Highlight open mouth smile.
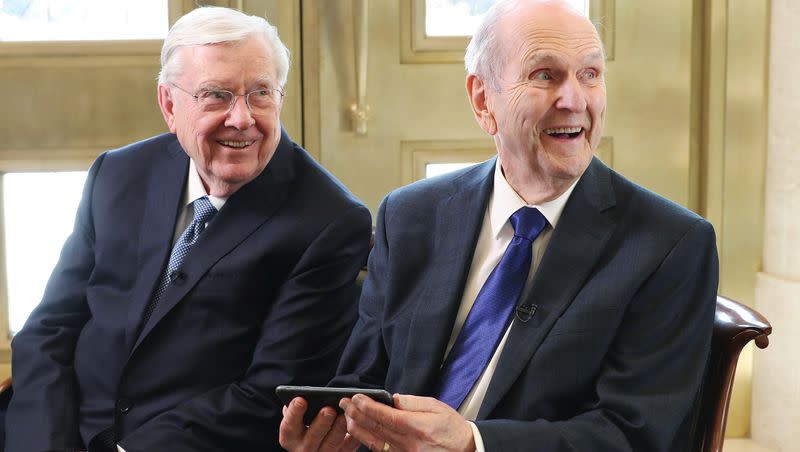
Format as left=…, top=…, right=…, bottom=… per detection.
left=218, top=140, right=255, bottom=149
left=543, top=127, right=584, bottom=139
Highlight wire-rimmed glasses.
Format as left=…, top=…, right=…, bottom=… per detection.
left=169, top=83, right=285, bottom=116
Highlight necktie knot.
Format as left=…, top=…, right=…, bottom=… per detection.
left=509, top=207, right=547, bottom=242
left=192, top=196, right=217, bottom=227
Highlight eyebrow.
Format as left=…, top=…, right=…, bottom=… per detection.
left=528, top=50, right=605, bottom=67
left=582, top=50, right=605, bottom=65
left=254, top=75, right=277, bottom=87
left=196, top=76, right=277, bottom=91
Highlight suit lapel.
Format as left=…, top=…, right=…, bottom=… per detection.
left=400, top=159, right=495, bottom=395
left=128, top=130, right=296, bottom=355
left=477, top=158, right=618, bottom=418
left=124, top=139, right=188, bottom=351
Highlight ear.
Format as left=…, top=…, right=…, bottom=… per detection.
left=157, top=84, right=178, bottom=133
left=466, top=74, right=497, bottom=135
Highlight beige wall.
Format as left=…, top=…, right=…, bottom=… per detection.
left=700, top=0, right=770, bottom=437
left=751, top=0, right=800, bottom=450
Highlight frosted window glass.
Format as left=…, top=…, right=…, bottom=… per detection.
left=426, top=162, right=477, bottom=179
left=4, top=171, right=87, bottom=334
left=0, top=0, right=168, bottom=41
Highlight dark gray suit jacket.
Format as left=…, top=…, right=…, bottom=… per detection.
left=6, top=131, right=372, bottom=451
left=333, top=157, right=718, bottom=451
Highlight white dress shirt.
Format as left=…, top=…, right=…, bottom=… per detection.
left=453, top=160, right=578, bottom=451
left=172, top=159, right=228, bottom=242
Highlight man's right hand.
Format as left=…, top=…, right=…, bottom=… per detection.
left=279, top=397, right=360, bottom=452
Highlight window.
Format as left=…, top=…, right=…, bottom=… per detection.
left=425, top=0, right=589, bottom=37
left=3, top=171, right=87, bottom=334
left=426, top=162, right=477, bottom=178
left=402, top=140, right=496, bottom=184
left=0, top=0, right=168, bottom=41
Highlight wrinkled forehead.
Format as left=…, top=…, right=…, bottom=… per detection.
left=498, top=2, right=604, bottom=64
left=174, top=38, right=279, bottom=83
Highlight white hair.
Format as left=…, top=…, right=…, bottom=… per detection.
left=464, top=0, right=519, bottom=90
left=158, top=6, right=291, bottom=87
left=464, top=0, right=603, bottom=89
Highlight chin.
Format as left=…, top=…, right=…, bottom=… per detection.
left=550, top=155, right=592, bottom=180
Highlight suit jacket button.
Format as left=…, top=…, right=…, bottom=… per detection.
left=169, top=270, right=186, bottom=285
left=117, top=398, right=132, bottom=414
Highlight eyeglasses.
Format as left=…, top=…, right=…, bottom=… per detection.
left=169, top=83, right=285, bottom=116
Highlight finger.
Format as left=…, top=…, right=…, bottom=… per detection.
left=340, top=397, right=386, bottom=451
left=350, top=394, right=402, bottom=432
left=342, top=395, right=408, bottom=450
left=304, top=406, right=339, bottom=446
left=279, top=397, right=310, bottom=449
left=392, top=393, right=451, bottom=414
left=318, top=413, right=348, bottom=452
left=339, top=433, right=361, bottom=452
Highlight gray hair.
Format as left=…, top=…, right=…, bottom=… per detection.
left=158, top=6, right=291, bottom=88
left=465, top=0, right=603, bottom=89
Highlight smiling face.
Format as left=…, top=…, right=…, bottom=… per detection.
left=157, top=35, right=283, bottom=197
left=468, top=1, right=606, bottom=203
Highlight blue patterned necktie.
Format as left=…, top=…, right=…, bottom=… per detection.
left=433, top=206, right=548, bottom=410
left=141, top=196, right=217, bottom=328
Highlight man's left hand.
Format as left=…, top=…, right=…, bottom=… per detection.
left=339, top=393, right=475, bottom=452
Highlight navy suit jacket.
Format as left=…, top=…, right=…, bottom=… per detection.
left=6, top=131, right=372, bottom=451
left=332, top=157, right=718, bottom=451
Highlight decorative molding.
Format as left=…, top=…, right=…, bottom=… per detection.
left=0, top=40, right=162, bottom=58
left=0, top=176, right=8, bottom=354
left=0, top=55, right=160, bottom=69
left=0, top=41, right=161, bottom=69
left=0, top=148, right=102, bottom=172
left=350, top=0, right=371, bottom=134
left=400, top=0, right=468, bottom=64
left=301, top=0, right=322, bottom=157
left=590, top=0, right=616, bottom=61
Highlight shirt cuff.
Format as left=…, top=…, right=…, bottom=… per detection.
left=468, top=421, right=486, bottom=452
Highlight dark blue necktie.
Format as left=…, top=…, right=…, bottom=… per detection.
left=141, top=196, right=217, bottom=328
left=433, top=206, right=547, bottom=410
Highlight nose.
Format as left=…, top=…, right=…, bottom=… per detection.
left=224, top=95, right=255, bottom=130
left=554, top=76, right=587, bottom=112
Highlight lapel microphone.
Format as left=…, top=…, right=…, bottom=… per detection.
left=516, top=303, right=538, bottom=322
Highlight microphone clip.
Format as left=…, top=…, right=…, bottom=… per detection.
left=515, top=303, right=538, bottom=322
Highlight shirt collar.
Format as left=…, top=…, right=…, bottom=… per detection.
left=185, top=159, right=228, bottom=211
left=489, top=157, right=579, bottom=238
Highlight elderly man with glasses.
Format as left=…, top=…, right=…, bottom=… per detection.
left=4, top=6, right=371, bottom=452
